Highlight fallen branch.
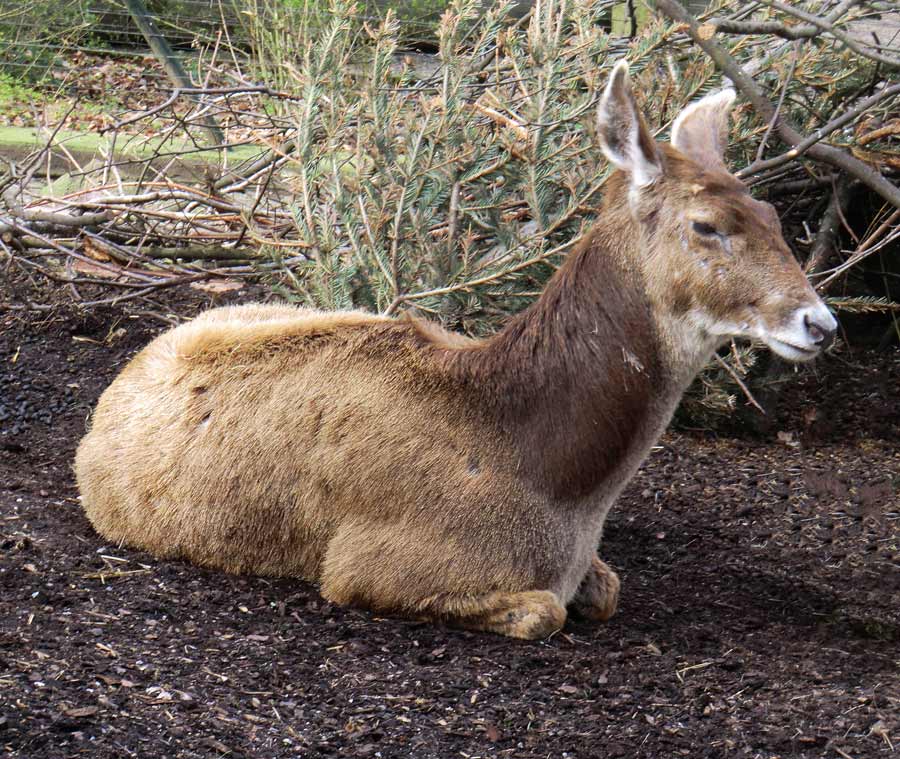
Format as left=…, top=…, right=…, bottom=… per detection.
left=91, top=239, right=258, bottom=262
left=738, top=84, right=900, bottom=179
left=2, top=206, right=112, bottom=229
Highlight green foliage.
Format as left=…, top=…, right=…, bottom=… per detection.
left=0, top=72, right=39, bottom=104
left=273, top=0, right=647, bottom=334
left=269, top=0, right=794, bottom=340
left=0, top=0, right=94, bottom=83
left=230, top=0, right=460, bottom=93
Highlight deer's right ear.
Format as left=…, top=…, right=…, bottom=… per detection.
left=597, top=61, right=661, bottom=189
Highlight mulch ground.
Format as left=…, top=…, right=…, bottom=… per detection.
left=1, top=271, right=898, bottom=759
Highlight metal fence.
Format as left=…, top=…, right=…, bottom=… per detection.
left=0, top=0, right=452, bottom=88
left=0, top=0, right=253, bottom=85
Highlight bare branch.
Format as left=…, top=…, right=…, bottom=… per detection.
left=737, top=83, right=900, bottom=178
left=814, top=208, right=900, bottom=290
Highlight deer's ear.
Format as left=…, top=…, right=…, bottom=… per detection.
left=596, top=61, right=661, bottom=189
left=671, top=89, right=736, bottom=169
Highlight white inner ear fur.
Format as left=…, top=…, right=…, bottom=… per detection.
left=623, top=121, right=660, bottom=189
left=597, top=61, right=661, bottom=190
left=670, top=88, right=737, bottom=162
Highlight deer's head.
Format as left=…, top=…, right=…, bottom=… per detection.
left=597, top=62, right=836, bottom=363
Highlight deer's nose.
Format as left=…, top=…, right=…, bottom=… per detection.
left=802, top=308, right=837, bottom=350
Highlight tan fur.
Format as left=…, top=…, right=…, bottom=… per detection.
left=75, top=69, right=833, bottom=639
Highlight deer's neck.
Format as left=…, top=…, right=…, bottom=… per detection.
left=453, top=214, right=711, bottom=501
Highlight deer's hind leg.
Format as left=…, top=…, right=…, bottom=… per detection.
left=319, top=524, right=566, bottom=639
left=421, top=589, right=567, bottom=640
left=569, top=556, right=620, bottom=622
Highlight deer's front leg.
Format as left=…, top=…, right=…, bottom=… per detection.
left=569, top=556, right=620, bottom=622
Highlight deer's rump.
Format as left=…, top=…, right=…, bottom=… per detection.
left=75, top=306, right=360, bottom=576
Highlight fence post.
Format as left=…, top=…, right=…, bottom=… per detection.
left=612, top=0, right=655, bottom=36
left=123, top=0, right=226, bottom=149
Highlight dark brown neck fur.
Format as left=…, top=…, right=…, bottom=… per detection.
left=431, top=194, right=675, bottom=500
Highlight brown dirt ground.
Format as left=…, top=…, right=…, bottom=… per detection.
left=1, top=270, right=898, bottom=759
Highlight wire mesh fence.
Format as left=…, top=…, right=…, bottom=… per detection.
left=0, top=0, right=229, bottom=86
left=0, top=0, right=454, bottom=88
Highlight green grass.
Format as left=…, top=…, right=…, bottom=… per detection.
left=0, top=125, right=262, bottom=159
left=0, top=124, right=272, bottom=198
left=0, top=73, right=42, bottom=107
left=0, top=124, right=267, bottom=186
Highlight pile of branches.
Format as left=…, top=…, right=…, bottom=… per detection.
left=0, top=80, right=307, bottom=307
left=2, top=0, right=898, bottom=412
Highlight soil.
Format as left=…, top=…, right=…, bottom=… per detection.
left=1, top=270, right=898, bottom=759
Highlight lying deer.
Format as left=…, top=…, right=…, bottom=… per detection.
left=75, top=63, right=836, bottom=639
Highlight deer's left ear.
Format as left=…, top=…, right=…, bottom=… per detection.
left=670, top=89, right=736, bottom=169
left=597, top=61, right=662, bottom=189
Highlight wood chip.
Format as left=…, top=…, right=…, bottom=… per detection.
left=63, top=706, right=99, bottom=718
left=201, top=736, right=231, bottom=754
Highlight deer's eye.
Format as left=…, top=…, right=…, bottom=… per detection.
left=692, top=221, right=720, bottom=237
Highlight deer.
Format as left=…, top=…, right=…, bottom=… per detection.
left=75, top=63, right=837, bottom=639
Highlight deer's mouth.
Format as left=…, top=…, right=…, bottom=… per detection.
left=764, top=336, right=820, bottom=362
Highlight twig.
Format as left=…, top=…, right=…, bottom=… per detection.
left=814, top=208, right=900, bottom=290
left=858, top=120, right=900, bottom=146
left=7, top=101, right=80, bottom=207
left=83, top=569, right=151, bottom=580
left=714, top=353, right=765, bottom=415
left=709, top=0, right=859, bottom=40
left=755, top=40, right=800, bottom=163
